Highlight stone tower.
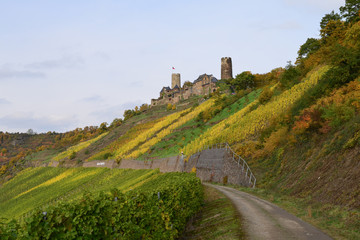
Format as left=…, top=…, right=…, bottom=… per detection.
left=221, top=57, right=233, bottom=79
left=171, top=73, right=181, bottom=89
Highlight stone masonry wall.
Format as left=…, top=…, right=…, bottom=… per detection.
left=221, top=57, right=233, bottom=80
left=171, top=73, right=181, bottom=89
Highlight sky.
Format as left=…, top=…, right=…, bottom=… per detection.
left=0, top=0, right=345, bottom=133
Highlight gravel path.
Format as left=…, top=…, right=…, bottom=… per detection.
left=206, top=184, right=332, bottom=240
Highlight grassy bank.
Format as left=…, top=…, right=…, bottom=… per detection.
left=180, top=185, right=246, bottom=239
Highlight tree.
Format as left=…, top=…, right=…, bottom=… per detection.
left=183, top=81, right=193, bottom=88
left=297, top=38, right=321, bottom=59
left=232, top=71, right=255, bottom=91
left=320, top=19, right=345, bottom=41
left=69, top=151, right=76, bottom=160
left=258, top=88, right=274, bottom=104
left=320, top=11, right=341, bottom=30
left=124, top=109, right=135, bottom=121
left=167, top=103, right=173, bottom=111
left=26, top=129, right=35, bottom=135
left=100, top=122, right=108, bottom=131
left=139, top=104, right=149, bottom=112
left=110, top=118, right=123, bottom=128
left=134, top=106, right=140, bottom=113
left=279, top=61, right=301, bottom=89
left=340, top=0, right=360, bottom=23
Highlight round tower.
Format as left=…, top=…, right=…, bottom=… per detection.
left=171, top=73, right=181, bottom=89
left=221, top=57, right=233, bottom=79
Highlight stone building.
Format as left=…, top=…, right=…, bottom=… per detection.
left=171, top=73, right=181, bottom=89
left=151, top=57, right=232, bottom=107
left=151, top=73, right=218, bottom=107
left=221, top=57, right=233, bottom=80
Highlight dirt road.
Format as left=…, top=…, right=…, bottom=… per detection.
left=207, top=184, right=332, bottom=240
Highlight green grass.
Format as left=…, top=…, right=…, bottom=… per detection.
left=25, top=149, right=62, bottom=163
left=0, top=167, right=160, bottom=221
left=180, top=185, right=246, bottom=239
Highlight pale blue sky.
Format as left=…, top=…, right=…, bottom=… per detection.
left=0, top=0, right=344, bottom=133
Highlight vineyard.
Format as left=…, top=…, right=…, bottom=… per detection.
left=52, top=132, right=109, bottom=161
left=0, top=167, right=162, bottom=220
left=87, top=118, right=163, bottom=161
left=123, top=99, right=216, bottom=159
left=140, top=89, right=262, bottom=159
left=0, top=170, right=202, bottom=239
left=182, top=66, right=330, bottom=156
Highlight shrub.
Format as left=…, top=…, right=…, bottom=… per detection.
left=279, top=62, right=301, bottom=89
left=322, top=104, right=355, bottom=127
left=69, top=151, right=76, bottom=160
left=259, top=88, right=273, bottom=104
left=232, top=71, right=255, bottom=91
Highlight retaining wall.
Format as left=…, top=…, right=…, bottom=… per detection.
left=68, top=148, right=251, bottom=187
left=82, top=156, right=183, bottom=173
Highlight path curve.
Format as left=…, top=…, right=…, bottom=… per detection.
left=206, top=184, right=332, bottom=240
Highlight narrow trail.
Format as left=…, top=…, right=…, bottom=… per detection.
left=206, top=184, right=332, bottom=240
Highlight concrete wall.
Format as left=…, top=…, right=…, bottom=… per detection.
left=77, top=148, right=252, bottom=187
left=83, top=160, right=117, bottom=169
left=82, top=156, right=183, bottom=173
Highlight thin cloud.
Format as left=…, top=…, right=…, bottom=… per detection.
left=90, top=100, right=143, bottom=120
left=81, top=95, right=104, bottom=103
left=0, top=98, right=11, bottom=104
left=283, top=0, right=343, bottom=12
left=25, top=55, right=85, bottom=70
left=276, top=21, right=302, bottom=30
left=253, top=20, right=302, bottom=32
left=0, top=112, right=77, bottom=133
left=0, top=68, right=45, bottom=80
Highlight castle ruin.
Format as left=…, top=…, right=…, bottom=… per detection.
left=171, top=73, right=181, bottom=89
left=221, top=57, right=233, bottom=80
left=151, top=57, right=233, bottom=107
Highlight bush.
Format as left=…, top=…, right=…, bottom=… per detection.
left=259, top=88, right=273, bottom=104
left=322, top=104, right=355, bottom=127
left=290, top=66, right=352, bottom=119
left=232, top=71, right=255, bottom=91
left=69, top=151, right=76, bottom=160
left=280, top=62, right=301, bottom=89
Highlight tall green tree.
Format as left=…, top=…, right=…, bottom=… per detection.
left=340, top=0, right=360, bottom=23
left=320, top=11, right=341, bottom=30
left=297, top=38, right=321, bottom=59
left=232, top=71, right=255, bottom=91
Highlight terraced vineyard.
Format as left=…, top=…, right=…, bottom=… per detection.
left=0, top=167, right=161, bottom=220
left=51, top=132, right=109, bottom=162
left=183, top=66, right=330, bottom=156
left=0, top=168, right=202, bottom=239
left=140, top=89, right=262, bottom=159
